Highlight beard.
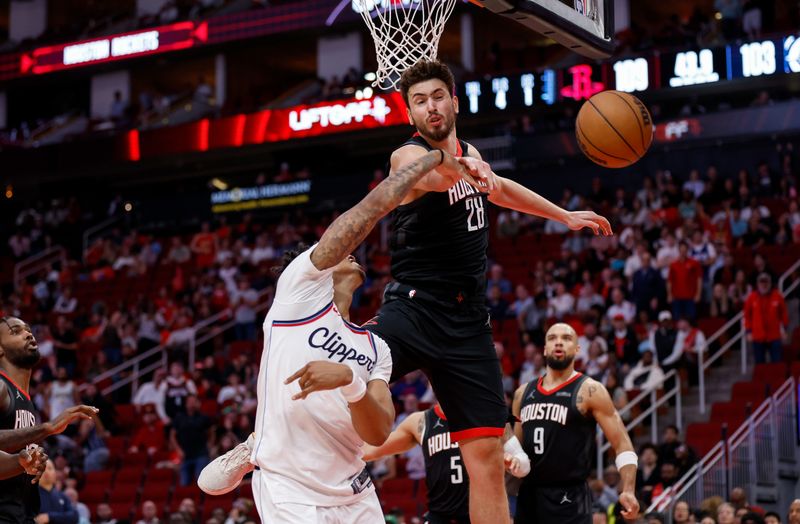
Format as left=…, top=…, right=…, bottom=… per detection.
left=545, top=353, right=574, bottom=371
left=7, top=345, right=41, bottom=369
left=414, top=112, right=455, bottom=142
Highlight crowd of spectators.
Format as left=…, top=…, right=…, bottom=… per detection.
left=2, top=139, right=799, bottom=522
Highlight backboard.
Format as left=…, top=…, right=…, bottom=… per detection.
left=474, top=0, right=614, bottom=59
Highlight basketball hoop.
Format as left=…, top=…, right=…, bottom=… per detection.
left=356, top=0, right=458, bottom=91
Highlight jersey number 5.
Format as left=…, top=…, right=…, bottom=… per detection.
left=450, top=456, right=464, bottom=484
left=466, top=197, right=485, bottom=232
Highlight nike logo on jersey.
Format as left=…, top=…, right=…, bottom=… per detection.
left=308, top=327, right=375, bottom=372
left=520, top=403, right=568, bottom=425
left=560, top=493, right=572, bottom=505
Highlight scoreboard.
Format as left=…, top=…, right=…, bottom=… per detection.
left=460, top=34, right=800, bottom=116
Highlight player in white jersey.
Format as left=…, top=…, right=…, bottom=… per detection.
left=208, top=149, right=489, bottom=524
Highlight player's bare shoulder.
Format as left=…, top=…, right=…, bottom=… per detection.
left=512, top=382, right=527, bottom=415
left=575, top=376, right=610, bottom=417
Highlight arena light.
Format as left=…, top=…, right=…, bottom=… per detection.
left=210, top=178, right=229, bottom=190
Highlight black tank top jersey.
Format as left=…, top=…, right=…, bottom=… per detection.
left=422, top=406, right=469, bottom=517
left=388, top=135, right=489, bottom=302
left=518, top=373, right=596, bottom=487
left=0, top=371, right=40, bottom=524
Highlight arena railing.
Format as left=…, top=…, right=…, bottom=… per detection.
left=595, top=259, right=800, bottom=477
left=13, top=245, right=67, bottom=291
left=92, top=286, right=273, bottom=396
left=647, top=377, right=798, bottom=522
left=595, top=369, right=683, bottom=479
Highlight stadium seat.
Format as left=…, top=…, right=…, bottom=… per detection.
left=752, top=363, right=789, bottom=391
left=686, top=422, right=724, bottom=456
left=85, top=469, right=114, bottom=487
left=115, top=466, right=146, bottom=485
left=108, top=502, right=134, bottom=520
left=108, top=482, right=140, bottom=504
left=146, top=468, right=175, bottom=484
left=79, top=484, right=108, bottom=504
left=792, top=361, right=800, bottom=380
left=731, top=381, right=768, bottom=406
left=115, top=404, right=138, bottom=431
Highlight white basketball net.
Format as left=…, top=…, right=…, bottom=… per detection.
left=355, top=0, right=458, bottom=91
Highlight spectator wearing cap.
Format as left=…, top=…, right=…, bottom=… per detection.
left=650, top=311, right=678, bottom=367
left=744, top=273, right=789, bottom=364
left=667, top=242, right=702, bottom=321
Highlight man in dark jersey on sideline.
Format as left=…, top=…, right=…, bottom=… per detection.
left=362, top=404, right=530, bottom=524
left=363, top=60, right=612, bottom=524
left=0, top=316, right=98, bottom=524
left=512, top=323, right=639, bottom=523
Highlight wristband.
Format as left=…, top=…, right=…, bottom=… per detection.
left=503, top=436, right=531, bottom=478
left=615, top=451, right=638, bottom=470
left=340, top=375, right=367, bottom=403
left=438, top=149, right=445, bottom=166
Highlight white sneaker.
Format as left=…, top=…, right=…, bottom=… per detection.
left=198, top=433, right=256, bottom=496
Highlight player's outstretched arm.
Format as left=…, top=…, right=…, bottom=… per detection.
left=362, top=411, right=424, bottom=461
left=577, top=379, right=639, bottom=520
left=311, top=149, right=481, bottom=271
left=0, top=405, right=99, bottom=453
left=461, top=144, right=612, bottom=235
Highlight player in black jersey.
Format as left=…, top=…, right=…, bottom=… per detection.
left=362, top=405, right=530, bottom=524
left=363, top=60, right=611, bottom=524
left=511, top=323, right=639, bottom=524
left=0, top=316, right=98, bottom=524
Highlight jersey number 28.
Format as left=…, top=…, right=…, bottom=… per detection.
left=466, top=197, right=485, bottom=232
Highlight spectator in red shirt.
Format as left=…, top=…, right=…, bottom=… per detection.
left=190, top=222, right=217, bottom=268
left=667, top=242, right=702, bottom=321
left=744, top=273, right=789, bottom=364
left=129, top=404, right=166, bottom=456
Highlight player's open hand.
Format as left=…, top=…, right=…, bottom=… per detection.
left=457, top=156, right=498, bottom=192
left=618, top=490, right=640, bottom=521
left=564, top=210, right=613, bottom=236
left=19, top=446, right=48, bottom=483
left=46, top=405, right=99, bottom=436
left=503, top=453, right=524, bottom=477
left=437, top=151, right=484, bottom=192
left=285, top=361, right=354, bottom=400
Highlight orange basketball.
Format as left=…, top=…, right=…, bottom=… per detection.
left=575, top=90, right=654, bottom=169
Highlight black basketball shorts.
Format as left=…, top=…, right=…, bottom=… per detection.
left=364, top=290, right=507, bottom=441
left=514, top=483, right=593, bottom=524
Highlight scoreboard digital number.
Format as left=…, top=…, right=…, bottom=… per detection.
left=462, top=70, right=556, bottom=115
left=662, top=48, right=725, bottom=87
left=727, top=39, right=781, bottom=78
left=612, top=57, right=651, bottom=93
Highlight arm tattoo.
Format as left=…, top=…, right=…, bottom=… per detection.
left=417, top=414, right=425, bottom=439
left=311, top=150, right=443, bottom=270
left=588, top=385, right=597, bottom=397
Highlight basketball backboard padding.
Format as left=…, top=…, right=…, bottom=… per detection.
left=474, top=0, right=614, bottom=59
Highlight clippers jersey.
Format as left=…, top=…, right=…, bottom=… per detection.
left=389, top=135, right=489, bottom=302
left=421, top=406, right=469, bottom=518
left=0, top=371, right=40, bottom=524
left=518, top=373, right=595, bottom=487
left=251, top=246, right=393, bottom=507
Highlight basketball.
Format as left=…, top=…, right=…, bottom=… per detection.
left=575, top=90, right=654, bottom=168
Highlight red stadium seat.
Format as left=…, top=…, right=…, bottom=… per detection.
left=731, top=381, right=768, bottom=407
left=752, top=363, right=788, bottom=391
left=79, top=485, right=108, bottom=504
left=686, top=422, right=724, bottom=456
left=108, top=502, right=134, bottom=520
left=792, top=361, right=800, bottom=380
left=115, top=466, right=145, bottom=485
left=120, top=451, right=149, bottom=469
left=115, top=405, right=138, bottom=430
left=85, top=470, right=114, bottom=487
left=146, top=468, right=175, bottom=484
left=108, top=482, right=140, bottom=503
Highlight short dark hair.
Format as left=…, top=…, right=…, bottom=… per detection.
left=764, top=511, right=780, bottom=522
left=399, top=60, right=455, bottom=107
left=272, top=243, right=311, bottom=277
